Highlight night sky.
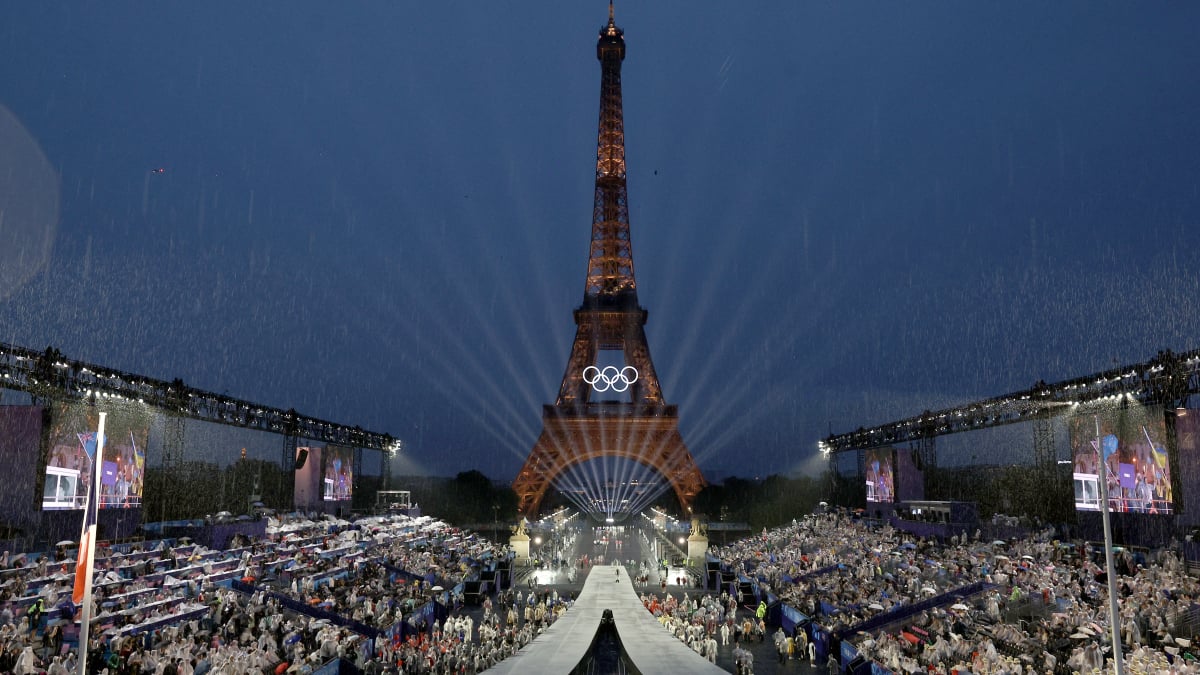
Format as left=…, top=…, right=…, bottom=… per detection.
left=2, top=3, right=1199, bottom=482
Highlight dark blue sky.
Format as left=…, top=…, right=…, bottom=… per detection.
left=2, top=2, right=1199, bottom=481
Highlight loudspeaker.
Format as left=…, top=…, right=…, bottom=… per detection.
left=294, top=447, right=309, bottom=470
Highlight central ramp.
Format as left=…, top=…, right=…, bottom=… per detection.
left=488, top=565, right=725, bottom=674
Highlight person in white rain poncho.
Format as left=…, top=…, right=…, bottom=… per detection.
left=13, top=646, right=38, bottom=675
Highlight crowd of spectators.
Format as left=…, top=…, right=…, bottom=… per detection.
left=0, top=513, right=544, bottom=675
left=7, top=505, right=1200, bottom=674
left=371, top=587, right=569, bottom=674
left=641, top=590, right=752, bottom=665
left=710, top=510, right=1200, bottom=674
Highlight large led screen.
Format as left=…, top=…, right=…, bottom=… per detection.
left=864, top=447, right=895, bottom=503
left=0, top=406, right=42, bottom=514
left=43, top=402, right=149, bottom=510
left=323, top=445, right=353, bottom=502
left=1070, top=405, right=1172, bottom=514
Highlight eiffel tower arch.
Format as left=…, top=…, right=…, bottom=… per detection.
left=514, top=6, right=705, bottom=519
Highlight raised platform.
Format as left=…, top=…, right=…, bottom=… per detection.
left=488, top=564, right=725, bottom=674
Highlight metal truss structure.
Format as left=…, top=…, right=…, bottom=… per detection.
left=822, top=348, right=1200, bottom=454
left=514, top=7, right=705, bottom=518
left=0, top=341, right=400, bottom=453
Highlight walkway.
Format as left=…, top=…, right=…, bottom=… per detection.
left=489, top=563, right=726, bottom=674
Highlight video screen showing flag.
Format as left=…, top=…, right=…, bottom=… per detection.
left=1070, top=405, right=1172, bottom=514
left=864, top=448, right=895, bottom=503
left=43, top=401, right=149, bottom=510
left=323, top=445, right=353, bottom=502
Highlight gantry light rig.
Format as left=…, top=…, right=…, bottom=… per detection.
left=821, top=348, right=1200, bottom=455
left=0, top=341, right=402, bottom=455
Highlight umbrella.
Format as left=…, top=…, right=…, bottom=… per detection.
left=1021, top=555, right=1035, bottom=560
left=951, top=603, right=969, bottom=611
left=868, top=603, right=884, bottom=611
left=431, top=585, right=444, bottom=592
left=55, top=540, right=75, bottom=547
left=992, top=540, right=1007, bottom=546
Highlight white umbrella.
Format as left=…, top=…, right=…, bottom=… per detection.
left=431, top=585, right=444, bottom=592
left=951, top=603, right=969, bottom=611
left=55, top=540, right=75, bottom=547
left=868, top=603, right=883, bottom=611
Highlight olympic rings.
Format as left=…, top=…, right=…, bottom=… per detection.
left=582, top=365, right=639, bottom=393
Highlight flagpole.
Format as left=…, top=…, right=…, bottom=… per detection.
left=1095, top=414, right=1126, bottom=675
left=76, top=411, right=105, bottom=675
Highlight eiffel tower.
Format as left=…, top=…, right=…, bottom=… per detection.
left=513, top=5, right=705, bottom=518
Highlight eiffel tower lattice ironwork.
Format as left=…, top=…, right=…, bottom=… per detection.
left=513, top=6, right=705, bottom=518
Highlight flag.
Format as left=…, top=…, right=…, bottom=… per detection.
left=1101, top=434, right=1119, bottom=461
left=132, top=430, right=144, bottom=472
left=73, top=429, right=103, bottom=604
left=77, top=432, right=97, bottom=461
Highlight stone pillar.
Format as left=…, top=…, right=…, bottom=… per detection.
left=510, top=532, right=531, bottom=565
left=687, top=531, right=708, bottom=563
left=687, top=517, right=708, bottom=564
